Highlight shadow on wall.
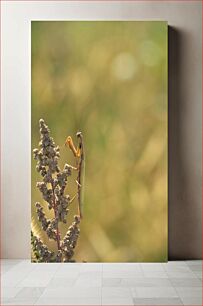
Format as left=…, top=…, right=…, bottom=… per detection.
left=168, top=26, right=202, bottom=260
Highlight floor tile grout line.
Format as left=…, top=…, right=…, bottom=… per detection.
left=33, top=263, right=61, bottom=305
left=2, top=260, right=31, bottom=278
left=187, top=261, right=203, bottom=280
left=164, top=261, right=202, bottom=305
left=130, top=286, right=137, bottom=305
left=163, top=261, right=200, bottom=277
left=166, top=273, right=184, bottom=305
left=101, top=263, right=103, bottom=305
left=2, top=261, right=38, bottom=290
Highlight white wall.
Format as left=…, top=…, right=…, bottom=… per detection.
left=1, top=1, right=202, bottom=259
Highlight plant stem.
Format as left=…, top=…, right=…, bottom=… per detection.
left=51, top=181, right=61, bottom=250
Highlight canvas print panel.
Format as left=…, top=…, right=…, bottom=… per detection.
left=31, top=21, right=168, bottom=262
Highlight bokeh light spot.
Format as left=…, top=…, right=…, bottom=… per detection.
left=111, top=52, right=138, bottom=81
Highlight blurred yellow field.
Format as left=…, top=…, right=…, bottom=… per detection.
left=31, top=21, right=167, bottom=262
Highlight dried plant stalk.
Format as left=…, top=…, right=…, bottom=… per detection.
left=31, top=119, right=81, bottom=262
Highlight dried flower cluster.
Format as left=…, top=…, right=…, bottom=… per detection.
left=31, top=230, right=54, bottom=262
left=61, top=215, right=80, bottom=262
left=31, top=119, right=81, bottom=262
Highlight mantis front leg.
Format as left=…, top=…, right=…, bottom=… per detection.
left=65, top=136, right=81, bottom=160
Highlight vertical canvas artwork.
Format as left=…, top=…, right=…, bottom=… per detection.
left=31, top=21, right=168, bottom=262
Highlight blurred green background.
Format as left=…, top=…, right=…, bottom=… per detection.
left=31, top=21, right=167, bottom=262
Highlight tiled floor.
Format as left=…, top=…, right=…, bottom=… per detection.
left=1, top=260, right=202, bottom=305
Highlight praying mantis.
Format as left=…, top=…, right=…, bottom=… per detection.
left=65, top=132, right=85, bottom=219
